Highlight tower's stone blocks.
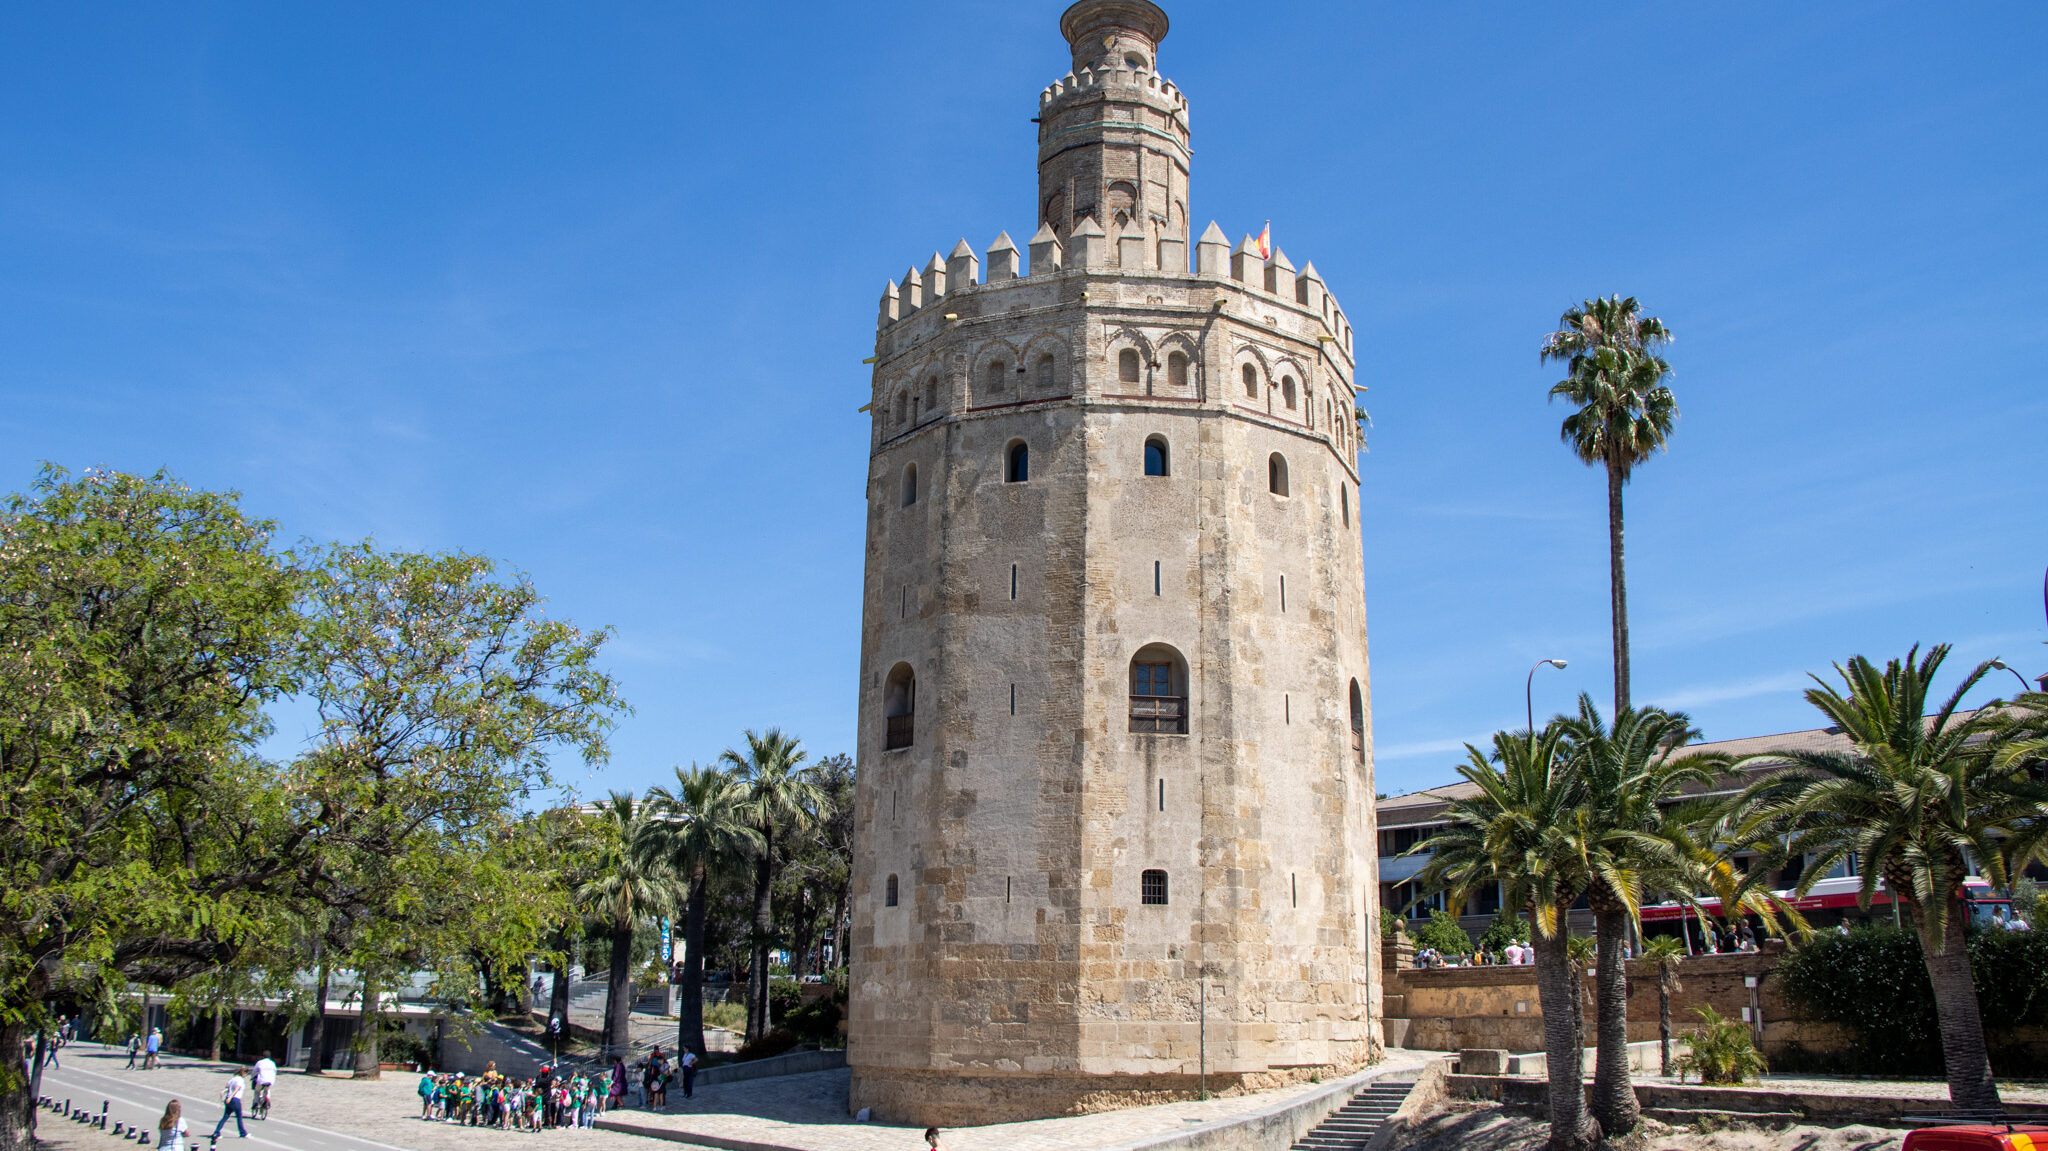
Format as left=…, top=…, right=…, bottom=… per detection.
left=849, top=0, right=1380, bottom=1126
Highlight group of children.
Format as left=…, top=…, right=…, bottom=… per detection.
left=417, top=1063, right=611, bottom=1130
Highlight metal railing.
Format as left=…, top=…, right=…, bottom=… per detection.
left=1129, top=695, right=1188, bottom=734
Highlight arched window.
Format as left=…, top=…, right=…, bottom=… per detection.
left=1118, top=349, right=1141, bottom=385
left=1129, top=643, right=1188, bottom=734
left=1349, top=679, right=1366, bottom=765
left=1036, top=353, right=1056, bottom=391
left=1282, top=375, right=1297, bottom=411
left=986, top=359, right=1007, bottom=395
left=1005, top=441, right=1029, bottom=483
left=884, top=663, right=915, bottom=750
left=885, top=874, right=899, bottom=907
left=901, top=463, right=918, bottom=507
left=923, top=376, right=939, bottom=415
left=1144, top=436, right=1169, bottom=477
left=1268, top=453, right=1289, bottom=497
left=1166, top=351, right=1188, bottom=389
left=1340, top=484, right=1350, bottom=526
left=1242, top=363, right=1259, bottom=399
left=1141, top=869, right=1169, bottom=906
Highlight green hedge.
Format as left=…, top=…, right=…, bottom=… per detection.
left=1776, top=926, right=2048, bottom=1076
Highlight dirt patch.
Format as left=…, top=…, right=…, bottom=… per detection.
left=1387, top=1101, right=1908, bottom=1151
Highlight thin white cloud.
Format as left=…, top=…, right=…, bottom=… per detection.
left=1375, top=734, right=1489, bottom=760
left=1648, top=672, right=1810, bottom=711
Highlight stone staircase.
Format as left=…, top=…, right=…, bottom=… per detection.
left=1290, top=1077, right=1416, bottom=1151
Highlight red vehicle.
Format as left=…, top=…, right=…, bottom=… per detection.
left=1639, top=875, right=2013, bottom=941
left=1902, top=1123, right=2048, bottom=1150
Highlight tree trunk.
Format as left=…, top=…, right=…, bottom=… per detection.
left=1, top=1017, right=34, bottom=1151
left=548, top=931, right=573, bottom=1031
left=306, top=961, right=331, bottom=1074
left=1531, top=923, right=1600, bottom=1150
left=210, top=1002, right=225, bottom=1063
left=604, top=915, right=635, bottom=1056
left=354, top=971, right=381, bottom=1080
left=749, top=829, right=775, bottom=1043
left=1591, top=908, right=1638, bottom=1135
left=1658, top=982, right=1672, bottom=1075
left=1919, top=896, right=2001, bottom=1110
left=788, top=885, right=817, bottom=985
left=1606, top=454, right=1630, bottom=717
left=678, top=867, right=709, bottom=1056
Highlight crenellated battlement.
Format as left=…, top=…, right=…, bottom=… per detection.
left=874, top=224, right=1356, bottom=362
left=1039, top=66, right=1188, bottom=112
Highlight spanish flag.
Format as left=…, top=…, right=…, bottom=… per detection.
left=1255, top=221, right=1271, bottom=260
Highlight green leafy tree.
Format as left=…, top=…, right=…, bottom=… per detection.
left=578, top=792, right=676, bottom=1055
left=0, top=468, right=298, bottom=1149
left=1640, top=935, right=1686, bottom=1075
left=1540, top=296, right=1676, bottom=717
left=722, top=729, right=824, bottom=1043
left=1412, top=911, right=1473, bottom=958
left=1410, top=725, right=1601, bottom=1150
left=646, top=765, right=761, bottom=1055
left=1734, top=645, right=2036, bottom=1109
left=285, top=543, right=621, bottom=1076
left=1475, top=912, right=1529, bottom=954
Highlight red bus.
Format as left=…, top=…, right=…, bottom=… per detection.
left=1639, top=874, right=2014, bottom=943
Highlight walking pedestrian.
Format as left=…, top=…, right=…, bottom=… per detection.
left=144, top=1027, right=162, bottom=1069
left=125, top=1033, right=140, bottom=1069
left=158, top=1100, right=188, bottom=1151
left=680, top=1049, right=697, bottom=1099
left=212, top=1066, right=250, bottom=1140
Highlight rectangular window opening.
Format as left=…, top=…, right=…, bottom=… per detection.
left=1285, top=694, right=1290, bottom=724
left=1153, top=560, right=1161, bottom=596
left=1006, top=876, right=1012, bottom=903
left=1011, top=563, right=1018, bottom=600
left=1157, top=778, right=1164, bottom=811
left=1292, top=873, right=1298, bottom=908
left=1280, top=575, right=1287, bottom=612
left=1010, top=683, right=1016, bottom=716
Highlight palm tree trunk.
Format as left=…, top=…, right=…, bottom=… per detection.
left=1919, top=897, right=2000, bottom=1110
left=1606, top=454, right=1630, bottom=717
left=677, top=867, right=709, bottom=1056
left=548, top=929, right=573, bottom=1030
left=1532, top=924, right=1600, bottom=1150
left=1658, top=981, right=1672, bottom=1075
left=605, top=915, right=635, bottom=1056
left=749, top=830, right=775, bottom=1043
left=1591, top=909, right=1638, bottom=1135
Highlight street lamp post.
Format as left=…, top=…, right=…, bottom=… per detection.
left=1527, top=658, right=1568, bottom=736
left=1989, top=658, right=2033, bottom=697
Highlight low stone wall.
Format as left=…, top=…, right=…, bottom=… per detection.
left=1447, top=1074, right=2048, bottom=1127
left=696, top=1048, right=845, bottom=1087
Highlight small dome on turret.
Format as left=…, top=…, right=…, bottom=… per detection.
left=1059, top=0, right=1169, bottom=75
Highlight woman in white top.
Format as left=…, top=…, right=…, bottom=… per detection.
left=159, top=1099, right=188, bottom=1151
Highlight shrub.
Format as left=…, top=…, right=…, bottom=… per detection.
left=378, top=1029, right=434, bottom=1069
left=733, top=1028, right=799, bottom=1063
left=1413, top=910, right=1474, bottom=958
left=782, top=997, right=842, bottom=1045
left=1476, top=912, right=1530, bottom=953
left=1379, top=907, right=1402, bottom=938
left=701, top=1001, right=745, bottom=1032
left=1671, top=1006, right=1767, bottom=1085
left=1776, top=924, right=2048, bottom=1076
left=768, top=976, right=803, bottom=1020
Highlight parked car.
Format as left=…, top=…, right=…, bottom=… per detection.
left=1903, top=1123, right=2048, bottom=1150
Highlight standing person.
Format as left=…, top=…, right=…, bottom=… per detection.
left=251, top=1050, right=276, bottom=1118
left=534, top=1064, right=554, bottom=1128
left=647, top=1047, right=667, bottom=1109
left=924, top=1126, right=947, bottom=1151
left=158, top=1100, right=188, bottom=1151
left=609, top=1056, right=627, bottom=1112
left=125, top=1032, right=140, bottom=1069
left=144, top=1027, right=162, bottom=1069
left=417, top=1070, right=436, bottom=1120
left=212, top=1066, right=250, bottom=1140
left=679, top=1049, right=698, bottom=1100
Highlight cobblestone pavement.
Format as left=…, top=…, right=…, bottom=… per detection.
left=597, top=1051, right=1433, bottom=1151
left=37, top=1044, right=652, bottom=1151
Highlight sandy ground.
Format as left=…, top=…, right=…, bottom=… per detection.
left=1390, top=1102, right=1919, bottom=1151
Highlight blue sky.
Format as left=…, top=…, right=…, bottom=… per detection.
left=2, top=2, right=2043, bottom=801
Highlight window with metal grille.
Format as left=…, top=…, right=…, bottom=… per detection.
left=1141, top=869, right=1168, bottom=906
left=1129, top=654, right=1187, bottom=734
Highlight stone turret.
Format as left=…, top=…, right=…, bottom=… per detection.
left=851, top=0, right=1377, bottom=1128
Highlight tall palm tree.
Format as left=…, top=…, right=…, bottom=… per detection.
left=1411, top=725, right=1601, bottom=1151
left=577, top=791, right=677, bottom=1056
left=1557, top=696, right=1713, bottom=1136
left=721, top=728, right=824, bottom=1043
left=1540, top=296, right=1677, bottom=717
left=1639, top=935, right=1686, bottom=1075
left=1734, top=645, right=2035, bottom=1110
left=646, top=764, right=762, bottom=1056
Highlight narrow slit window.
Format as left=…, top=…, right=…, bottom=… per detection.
left=1141, top=869, right=1169, bottom=906
left=1341, top=485, right=1350, bottom=527
left=1010, top=683, right=1016, bottom=715
left=901, top=463, right=918, bottom=507
left=1006, top=877, right=1012, bottom=903
left=1285, top=694, right=1290, bottom=724
left=1280, top=574, right=1286, bottom=611
left=1153, top=560, right=1161, bottom=596
left=1011, top=563, right=1018, bottom=600
left=1292, top=874, right=1299, bottom=908
left=885, top=874, right=899, bottom=907
left=1158, top=778, right=1164, bottom=811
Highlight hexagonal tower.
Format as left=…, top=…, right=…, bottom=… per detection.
left=848, top=0, right=1380, bottom=1126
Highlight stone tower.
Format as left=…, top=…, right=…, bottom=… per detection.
left=849, top=0, right=1380, bottom=1126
